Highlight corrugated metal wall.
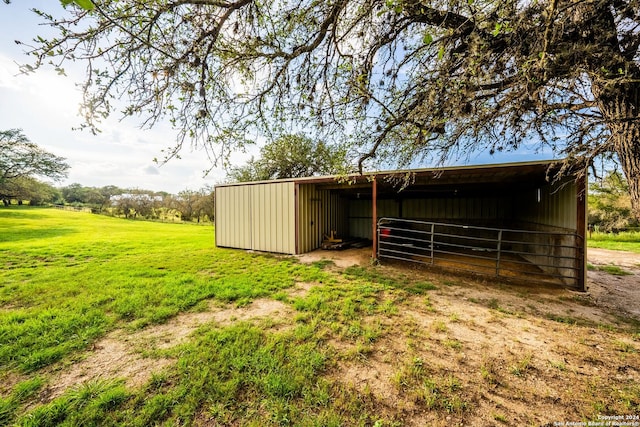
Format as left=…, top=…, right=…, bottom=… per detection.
left=402, top=197, right=511, bottom=222
left=215, top=185, right=252, bottom=249
left=512, top=178, right=581, bottom=286
left=348, top=199, right=372, bottom=239
left=350, top=196, right=512, bottom=239
left=515, top=178, right=577, bottom=230
left=215, top=182, right=296, bottom=254
left=251, top=182, right=296, bottom=253
left=297, top=184, right=348, bottom=253
left=348, top=198, right=399, bottom=239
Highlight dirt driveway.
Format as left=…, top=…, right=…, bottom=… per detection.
left=587, top=247, right=640, bottom=319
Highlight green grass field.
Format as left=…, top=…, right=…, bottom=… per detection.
left=0, top=207, right=328, bottom=371
left=1, top=207, right=638, bottom=426
left=0, top=208, right=335, bottom=425
left=587, top=231, right=640, bottom=253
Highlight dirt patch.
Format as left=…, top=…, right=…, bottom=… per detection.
left=27, top=247, right=640, bottom=424
left=588, top=247, right=640, bottom=268
left=314, top=247, right=639, bottom=425
left=330, top=284, right=640, bottom=426
left=297, top=246, right=373, bottom=268
left=40, top=298, right=293, bottom=402
left=587, top=248, right=640, bottom=319
left=300, top=246, right=640, bottom=322
left=288, top=281, right=316, bottom=299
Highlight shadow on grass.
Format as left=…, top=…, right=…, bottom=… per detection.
left=0, top=207, right=49, bottom=220
left=0, top=227, right=76, bottom=243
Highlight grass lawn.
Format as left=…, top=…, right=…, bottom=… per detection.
left=1, top=207, right=639, bottom=426
left=587, top=231, right=640, bottom=253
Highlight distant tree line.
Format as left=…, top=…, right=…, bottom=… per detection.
left=589, top=171, right=639, bottom=233
left=60, top=184, right=215, bottom=223
left=1, top=128, right=214, bottom=222
left=1, top=129, right=69, bottom=206
left=1, top=179, right=215, bottom=223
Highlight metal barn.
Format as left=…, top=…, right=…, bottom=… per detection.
left=215, top=161, right=587, bottom=290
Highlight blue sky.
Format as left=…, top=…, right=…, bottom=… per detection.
left=0, top=2, right=553, bottom=193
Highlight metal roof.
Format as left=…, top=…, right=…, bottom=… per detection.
left=215, top=159, right=563, bottom=189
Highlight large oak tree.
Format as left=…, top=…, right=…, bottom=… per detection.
left=227, top=134, right=348, bottom=182
left=17, top=0, right=640, bottom=217
left=0, top=129, right=69, bottom=204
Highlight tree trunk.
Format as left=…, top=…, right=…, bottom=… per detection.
left=612, top=124, right=640, bottom=221
left=576, top=2, right=640, bottom=221
left=594, top=81, right=640, bottom=221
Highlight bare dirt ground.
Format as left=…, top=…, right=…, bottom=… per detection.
left=297, top=247, right=374, bottom=268
left=301, top=246, right=640, bottom=321
left=37, top=298, right=295, bottom=403
left=586, top=247, right=640, bottom=319
left=25, top=247, right=640, bottom=425
left=308, top=247, right=640, bottom=425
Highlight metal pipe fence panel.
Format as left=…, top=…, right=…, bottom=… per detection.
left=377, top=218, right=582, bottom=288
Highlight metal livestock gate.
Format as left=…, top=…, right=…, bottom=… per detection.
left=377, top=218, right=583, bottom=288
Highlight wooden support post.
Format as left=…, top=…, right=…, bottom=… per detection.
left=372, top=176, right=378, bottom=260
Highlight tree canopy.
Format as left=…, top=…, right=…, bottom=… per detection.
left=0, top=129, right=70, bottom=203
left=227, top=134, right=348, bottom=182
left=589, top=170, right=639, bottom=231
left=17, top=0, right=640, bottom=217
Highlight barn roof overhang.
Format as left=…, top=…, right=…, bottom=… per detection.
left=215, top=159, right=567, bottom=192
left=319, top=161, right=567, bottom=199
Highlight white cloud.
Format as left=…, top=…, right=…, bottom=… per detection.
left=0, top=2, right=236, bottom=194
left=0, top=55, right=21, bottom=90
left=0, top=50, right=230, bottom=194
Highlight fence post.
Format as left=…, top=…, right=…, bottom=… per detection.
left=372, top=176, right=378, bottom=260
left=496, top=229, right=503, bottom=276
left=430, top=223, right=435, bottom=265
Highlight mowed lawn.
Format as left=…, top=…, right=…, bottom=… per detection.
left=1, top=207, right=639, bottom=426
left=588, top=231, right=640, bottom=253
left=0, top=207, right=334, bottom=426
left=0, top=207, right=325, bottom=370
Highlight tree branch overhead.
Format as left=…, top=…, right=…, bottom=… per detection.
left=16, top=0, right=640, bottom=218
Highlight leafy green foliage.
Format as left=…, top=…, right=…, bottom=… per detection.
left=0, top=130, right=69, bottom=205
left=59, top=0, right=93, bottom=11
left=227, top=134, right=349, bottom=182
left=169, top=187, right=215, bottom=222
left=20, top=0, right=640, bottom=220
left=589, top=171, right=639, bottom=232
left=0, top=177, right=59, bottom=206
